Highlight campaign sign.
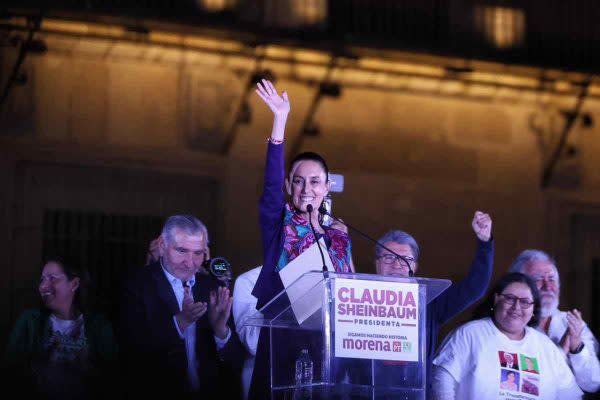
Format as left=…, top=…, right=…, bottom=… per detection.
left=334, top=278, right=419, bottom=361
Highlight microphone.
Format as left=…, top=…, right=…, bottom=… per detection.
left=317, top=204, right=414, bottom=277
left=202, top=257, right=233, bottom=287
left=307, top=204, right=328, bottom=272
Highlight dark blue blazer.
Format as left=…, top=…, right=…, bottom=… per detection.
left=120, top=262, right=244, bottom=398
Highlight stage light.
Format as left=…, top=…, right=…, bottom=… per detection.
left=475, top=6, right=526, bottom=49
left=292, top=0, right=327, bottom=25
left=197, top=0, right=236, bottom=12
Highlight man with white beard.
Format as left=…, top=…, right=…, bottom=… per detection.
left=510, top=249, right=600, bottom=394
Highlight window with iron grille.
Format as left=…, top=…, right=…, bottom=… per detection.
left=42, top=209, right=164, bottom=317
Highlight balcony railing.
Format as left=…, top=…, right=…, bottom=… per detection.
left=2, top=0, right=599, bottom=72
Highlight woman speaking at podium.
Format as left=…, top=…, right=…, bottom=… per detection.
left=248, top=79, right=352, bottom=399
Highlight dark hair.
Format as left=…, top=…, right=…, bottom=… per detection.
left=288, top=152, right=329, bottom=181
left=41, top=256, right=91, bottom=314
left=475, top=272, right=541, bottom=327
left=376, top=230, right=420, bottom=261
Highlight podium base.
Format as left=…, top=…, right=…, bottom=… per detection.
left=273, top=383, right=426, bottom=400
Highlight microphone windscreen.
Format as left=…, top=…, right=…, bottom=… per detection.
left=306, top=204, right=313, bottom=212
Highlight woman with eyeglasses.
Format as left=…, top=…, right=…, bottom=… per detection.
left=431, top=272, right=582, bottom=399
left=4, top=257, right=118, bottom=400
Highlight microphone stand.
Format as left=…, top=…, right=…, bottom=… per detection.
left=318, top=205, right=414, bottom=277
left=307, top=204, right=328, bottom=272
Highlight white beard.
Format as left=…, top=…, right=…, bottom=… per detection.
left=540, top=296, right=559, bottom=318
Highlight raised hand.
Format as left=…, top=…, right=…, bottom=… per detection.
left=208, top=286, right=234, bottom=339
left=471, top=211, right=492, bottom=242
left=256, top=79, right=290, bottom=117
left=175, top=286, right=207, bottom=332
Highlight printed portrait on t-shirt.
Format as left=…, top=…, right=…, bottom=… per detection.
left=521, top=374, right=540, bottom=396
left=520, top=354, right=540, bottom=374
left=498, top=351, right=519, bottom=370
left=499, top=369, right=520, bottom=392
left=519, top=355, right=540, bottom=374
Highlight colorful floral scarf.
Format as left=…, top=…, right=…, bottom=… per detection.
left=277, top=203, right=351, bottom=273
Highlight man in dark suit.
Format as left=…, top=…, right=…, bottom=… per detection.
left=121, top=215, right=243, bottom=399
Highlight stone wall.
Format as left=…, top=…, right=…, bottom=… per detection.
left=2, top=26, right=600, bottom=342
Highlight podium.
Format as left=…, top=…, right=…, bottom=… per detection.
left=244, top=271, right=450, bottom=400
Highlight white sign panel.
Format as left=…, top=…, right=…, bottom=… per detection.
left=279, top=239, right=333, bottom=324
left=334, top=278, right=420, bottom=361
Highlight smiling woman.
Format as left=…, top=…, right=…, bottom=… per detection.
left=4, top=257, right=118, bottom=400
left=430, top=273, right=583, bottom=400
left=287, top=151, right=330, bottom=219
left=252, top=79, right=353, bottom=296
left=248, top=80, right=353, bottom=399
left=492, top=278, right=539, bottom=340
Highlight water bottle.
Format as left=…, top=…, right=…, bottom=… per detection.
left=293, top=349, right=313, bottom=399
left=295, top=349, right=313, bottom=384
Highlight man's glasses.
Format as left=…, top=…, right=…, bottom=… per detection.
left=497, top=293, right=535, bottom=308
left=378, top=254, right=415, bottom=267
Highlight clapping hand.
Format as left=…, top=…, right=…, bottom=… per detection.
left=208, top=286, right=233, bottom=340
left=560, top=309, right=585, bottom=353
left=175, top=286, right=207, bottom=332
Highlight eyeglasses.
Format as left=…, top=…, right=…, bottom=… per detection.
left=497, top=293, right=535, bottom=308
left=378, top=254, right=415, bottom=266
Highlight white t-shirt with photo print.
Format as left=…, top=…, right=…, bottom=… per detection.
left=432, top=317, right=582, bottom=400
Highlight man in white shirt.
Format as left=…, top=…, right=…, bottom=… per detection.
left=232, top=266, right=262, bottom=400
left=121, top=215, right=244, bottom=398
left=510, top=249, right=600, bottom=394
